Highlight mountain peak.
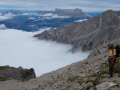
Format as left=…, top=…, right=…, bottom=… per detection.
left=55, top=8, right=82, bottom=11
left=103, top=9, right=114, bottom=13
left=2, top=10, right=23, bottom=15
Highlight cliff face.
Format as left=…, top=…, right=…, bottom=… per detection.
left=0, top=66, right=36, bottom=81
left=34, top=10, right=120, bottom=52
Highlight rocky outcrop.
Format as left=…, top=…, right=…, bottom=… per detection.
left=0, top=66, right=36, bottom=81
left=34, top=10, right=120, bottom=52
left=96, top=82, right=117, bottom=90
left=55, top=8, right=90, bottom=18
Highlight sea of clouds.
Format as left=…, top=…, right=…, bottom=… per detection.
left=0, top=24, right=90, bottom=76
left=0, top=12, right=16, bottom=21
left=0, top=12, right=70, bottom=21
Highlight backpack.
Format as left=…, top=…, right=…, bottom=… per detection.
left=114, top=45, right=120, bottom=57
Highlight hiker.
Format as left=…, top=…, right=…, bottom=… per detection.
left=107, top=44, right=116, bottom=77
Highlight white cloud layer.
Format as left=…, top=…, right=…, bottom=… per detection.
left=74, top=19, right=88, bottom=22
left=0, top=28, right=90, bottom=76
left=0, top=0, right=120, bottom=11
left=0, top=12, right=15, bottom=21
left=40, top=13, right=70, bottom=19
left=0, top=24, right=7, bottom=29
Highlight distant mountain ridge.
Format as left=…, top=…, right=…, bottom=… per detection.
left=55, top=8, right=90, bottom=18
left=0, top=8, right=92, bottom=32
left=2, top=10, right=23, bottom=15
left=34, top=10, right=120, bottom=52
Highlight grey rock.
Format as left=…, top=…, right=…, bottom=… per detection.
left=96, top=82, right=117, bottom=90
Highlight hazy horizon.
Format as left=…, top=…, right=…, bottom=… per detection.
left=0, top=0, right=120, bottom=12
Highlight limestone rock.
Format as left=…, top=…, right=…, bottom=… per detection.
left=96, top=82, right=117, bottom=90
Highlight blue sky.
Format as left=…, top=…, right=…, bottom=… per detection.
left=0, top=0, right=120, bottom=12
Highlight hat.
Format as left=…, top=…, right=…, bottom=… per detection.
left=107, top=44, right=113, bottom=47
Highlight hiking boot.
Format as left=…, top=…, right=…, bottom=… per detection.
left=109, top=75, right=113, bottom=78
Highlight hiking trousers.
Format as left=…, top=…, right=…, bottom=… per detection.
left=108, top=59, right=116, bottom=77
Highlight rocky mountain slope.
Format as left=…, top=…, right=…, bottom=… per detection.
left=4, top=38, right=120, bottom=90
left=34, top=10, right=120, bottom=52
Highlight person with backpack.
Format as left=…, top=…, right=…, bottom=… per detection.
left=107, top=44, right=116, bottom=77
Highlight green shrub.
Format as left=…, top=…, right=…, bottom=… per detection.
left=85, top=61, right=88, bottom=64
left=91, top=73, right=104, bottom=86
left=22, top=69, right=33, bottom=79
left=67, top=76, right=79, bottom=82
left=103, top=62, right=109, bottom=67
left=114, top=60, right=120, bottom=73
left=0, top=66, right=8, bottom=71
left=0, top=77, right=9, bottom=81
left=85, top=86, right=92, bottom=90
left=85, top=79, right=92, bottom=83
left=100, top=70, right=107, bottom=75
left=29, top=68, right=34, bottom=72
